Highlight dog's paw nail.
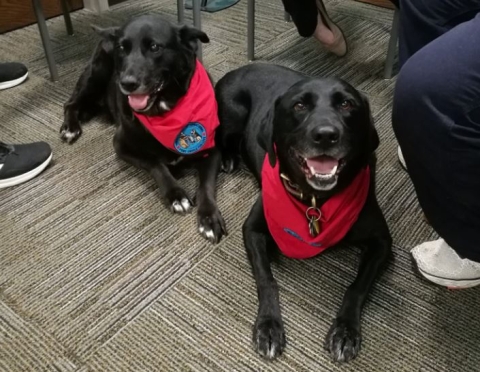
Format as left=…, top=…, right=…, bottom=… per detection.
left=221, top=158, right=236, bottom=173
left=197, top=208, right=226, bottom=244
left=198, top=225, right=216, bottom=242
left=181, top=198, right=192, bottom=213
left=171, top=197, right=192, bottom=215
left=254, top=316, right=285, bottom=360
left=171, top=201, right=184, bottom=214
left=205, top=229, right=215, bottom=240
left=205, top=228, right=216, bottom=242
left=221, top=163, right=233, bottom=173
left=61, top=129, right=81, bottom=143
left=325, top=319, right=361, bottom=363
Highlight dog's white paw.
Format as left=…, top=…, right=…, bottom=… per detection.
left=60, top=129, right=81, bottom=144
left=171, top=197, right=193, bottom=215
left=197, top=206, right=227, bottom=244
left=181, top=198, right=191, bottom=212
left=198, top=225, right=216, bottom=242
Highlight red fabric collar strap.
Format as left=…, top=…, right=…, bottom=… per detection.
left=261, top=155, right=370, bottom=259
left=133, top=60, right=219, bottom=155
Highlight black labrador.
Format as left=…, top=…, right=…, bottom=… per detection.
left=215, top=64, right=392, bottom=362
left=61, top=15, right=226, bottom=243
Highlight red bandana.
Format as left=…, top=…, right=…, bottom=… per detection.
left=133, top=60, right=219, bottom=155
left=261, top=156, right=370, bottom=259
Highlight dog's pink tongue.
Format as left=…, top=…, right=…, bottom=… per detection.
left=128, top=94, right=149, bottom=110
left=306, top=156, right=339, bottom=174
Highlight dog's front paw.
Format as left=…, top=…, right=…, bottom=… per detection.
left=166, top=188, right=193, bottom=215
left=197, top=205, right=227, bottom=244
left=253, top=316, right=286, bottom=360
left=324, top=318, right=361, bottom=363
left=60, top=123, right=82, bottom=144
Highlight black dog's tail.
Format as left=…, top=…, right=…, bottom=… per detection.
left=215, top=73, right=252, bottom=173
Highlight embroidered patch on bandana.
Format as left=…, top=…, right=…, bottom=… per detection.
left=174, top=122, right=207, bottom=154
left=283, top=228, right=322, bottom=247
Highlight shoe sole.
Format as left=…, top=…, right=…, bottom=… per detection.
left=0, top=152, right=52, bottom=188
left=398, top=146, right=407, bottom=170
left=411, top=253, right=480, bottom=289
left=0, top=71, right=29, bottom=90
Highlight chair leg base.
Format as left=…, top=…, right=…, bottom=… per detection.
left=60, top=0, right=74, bottom=35
left=247, top=0, right=255, bottom=61
left=32, top=0, right=59, bottom=81
left=384, top=8, right=400, bottom=79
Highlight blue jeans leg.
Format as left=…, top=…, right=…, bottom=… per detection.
left=398, top=0, right=480, bottom=67
left=393, top=13, right=480, bottom=261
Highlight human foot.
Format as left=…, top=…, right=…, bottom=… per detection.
left=412, top=238, right=480, bottom=289
left=314, top=0, right=347, bottom=57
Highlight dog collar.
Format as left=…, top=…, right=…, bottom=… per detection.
left=280, top=173, right=321, bottom=237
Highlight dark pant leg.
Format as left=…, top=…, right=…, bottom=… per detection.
left=282, top=0, right=317, bottom=37
left=398, top=0, right=480, bottom=67
left=392, top=13, right=480, bottom=262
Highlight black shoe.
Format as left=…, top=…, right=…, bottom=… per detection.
left=0, top=62, right=29, bottom=90
left=0, top=142, right=52, bottom=188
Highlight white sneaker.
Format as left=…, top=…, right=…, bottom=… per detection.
left=397, top=146, right=407, bottom=170
left=411, top=239, right=480, bottom=289
left=0, top=62, right=28, bottom=90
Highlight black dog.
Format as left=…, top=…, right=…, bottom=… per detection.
left=61, top=15, right=226, bottom=243
left=215, top=64, right=392, bottom=362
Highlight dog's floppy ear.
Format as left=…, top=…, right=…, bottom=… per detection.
left=179, top=25, right=210, bottom=51
left=257, top=104, right=277, bottom=167
left=92, top=25, right=119, bottom=53
left=360, top=92, right=379, bottom=153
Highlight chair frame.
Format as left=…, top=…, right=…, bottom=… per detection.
left=32, top=0, right=203, bottom=81
left=247, top=0, right=400, bottom=79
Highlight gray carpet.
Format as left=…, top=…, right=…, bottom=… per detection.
left=1, top=0, right=479, bottom=371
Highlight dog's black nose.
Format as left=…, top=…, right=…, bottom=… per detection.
left=120, top=76, right=140, bottom=93
left=312, top=126, right=340, bottom=145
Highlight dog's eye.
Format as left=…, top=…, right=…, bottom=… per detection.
left=116, top=44, right=125, bottom=52
left=150, top=43, right=160, bottom=52
left=293, top=102, right=306, bottom=112
left=339, top=100, right=353, bottom=110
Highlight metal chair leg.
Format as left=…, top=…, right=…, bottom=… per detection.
left=247, top=0, right=255, bottom=61
left=384, top=8, right=400, bottom=79
left=193, top=0, right=202, bottom=61
left=177, top=0, right=185, bottom=23
left=32, top=0, right=59, bottom=81
left=60, top=0, right=74, bottom=35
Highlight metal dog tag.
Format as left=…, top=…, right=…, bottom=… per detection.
left=308, top=218, right=320, bottom=237
left=306, top=206, right=321, bottom=238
